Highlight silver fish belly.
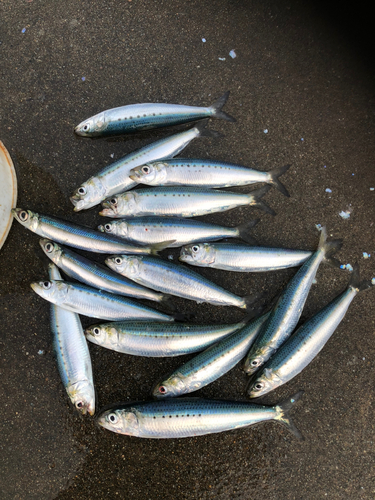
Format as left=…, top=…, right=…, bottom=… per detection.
left=71, top=125, right=216, bottom=211
left=74, top=92, right=235, bottom=137
left=48, top=264, right=95, bottom=416
left=97, top=392, right=303, bottom=439
left=180, top=243, right=312, bottom=272
left=97, top=217, right=258, bottom=248
left=39, top=239, right=167, bottom=303
left=100, top=186, right=274, bottom=218
left=31, top=279, right=175, bottom=322
left=85, top=317, right=249, bottom=357
left=152, top=312, right=269, bottom=397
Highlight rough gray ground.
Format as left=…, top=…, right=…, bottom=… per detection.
left=0, top=1, right=374, bottom=499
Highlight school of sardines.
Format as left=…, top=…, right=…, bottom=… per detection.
left=13, top=92, right=374, bottom=440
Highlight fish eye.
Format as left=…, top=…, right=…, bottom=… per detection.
left=159, top=386, right=167, bottom=394
left=93, top=327, right=101, bottom=336
left=43, top=281, right=52, bottom=289
left=110, top=198, right=117, bottom=205
left=76, top=401, right=84, bottom=409
left=104, top=224, right=112, bottom=231
left=142, top=166, right=150, bottom=174
left=254, top=383, right=263, bottom=391
left=108, top=413, right=118, bottom=424
left=251, top=360, right=259, bottom=366
left=19, top=211, right=29, bottom=222
left=115, top=257, right=123, bottom=265
left=78, top=187, right=86, bottom=195
left=83, top=124, right=89, bottom=132
left=45, top=242, right=54, bottom=253
left=192, top=245, right=199, bottom=253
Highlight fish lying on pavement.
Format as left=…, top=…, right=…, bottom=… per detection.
left=39, top=239, right=170, bottom=304
left=130, top=159, right=290, bottom=196
left=152, top=312, right=269, bottom=398
left=180, top=242, right=312, bottom=272
left=106, top=254, right=258, bottom=308
left=74, top=91, right=235, bottom=137
left=98, top=217, right=259, bottom=247
left=247, top=263, right=374, bottom=398
left=12, top=208, right=166, bottom=255
left=243, top=227, right=342, bottom=375
left=31, top=279, right=176, bottom=322
left=100, top=185, right=275, bottom=218
left=70, top=125, right=220, bottom=211
left=97, top=391, right=304, bottom=439
left=48, top=264, right=95, bottom=416
left=85, top=316, right=251, bottom=357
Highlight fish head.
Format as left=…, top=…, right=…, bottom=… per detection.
left=97, top=407, right=139, bottom=436
left=152, top=374, right=186, bottom=399
left=243, top=345, right=273, bottom=375
left=247, top=368, right=282, bottom=398
left=39, top=239, right=63, bottom=265
left=179, top=243, right=215, bottom=265
left=30, top=279, right=68, bottom=304
left=85, top=324, right=118, bottom=348
left=68, top=380, right=96, bottom=416
left=70, top=177, right=106, bottom=211
left=129, top=162, right=167, bottom=185
left=11, top=208, right=40, bottom=231
left=100, top=192, right=137, bottom=217
left=74, top=112, right=107, bottom=137
left=105, top=254, right=142, bottom=278
left=98, top=220, right=128, bottom=238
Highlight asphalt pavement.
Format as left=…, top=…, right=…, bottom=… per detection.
left=0, top=1, right=374, bottom=499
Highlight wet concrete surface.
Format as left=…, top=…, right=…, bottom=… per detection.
left=0, top=0, right=374, bottom=498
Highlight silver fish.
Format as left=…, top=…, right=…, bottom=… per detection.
left=100, top=185, right=275, bottom=218
left=12, top=208, right=162, bottom=255
left=74, top=91, right=235, bottom=137
left=70, top=125, right=219, bottom=211
left=152, top=312, right=269, bottom=398
left=31, top=279, right=175, bottom=322
left=48, top=264, right=95, bottom=416
left=248, top=264, right=374, bottom=398
left=105, top=254, right=257, bottom=309
left=243, top=227, right=342, bottom=375
left=97, top=391, right=304, bottom=439
left=85, top=317, right=250, bottom=357
left=179, top=242, right=312, bottom=272
left=39, top=239, right=169, bottom=304
left=97, top=217, right=258, bottom=248
left=130, top=160, right=290, bottom=196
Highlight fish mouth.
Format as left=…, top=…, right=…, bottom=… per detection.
left=99, top=209, right=115, bottom=217
left=70, top=196, right=85, bottom=211
left=97, top=225, right=105, bottom=232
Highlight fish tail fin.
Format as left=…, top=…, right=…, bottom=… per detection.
left=159, top=294, right=177, bottom=311
left=275, top=390, right=304, bottom=440
left=248, top=186, right=276, bottom=216
left=319, top=227, right=343, bottom=267
left=195, top=120, right=223, bottom=138
left=243, top=291, right=267, bottom=311
left=349, top=262, right=375, bottom=292
left=150, top=240, right=176, bottom=255
left=209, top=91, right=236, bottom=122
left=236, top=219, right=260, bottom=244
left=268, top=164, right=291, bottom=197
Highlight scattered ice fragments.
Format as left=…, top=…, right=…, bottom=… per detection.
left=372, top=278, right=375, bottom=285
left=229, top=50, right=236, bottom=59
left=263, top=129, right=268, bottom=134
left=202, top=38, right=206, bottom=43
left=38, top=349, right=44, bottom=355
left=218, top=57, right=226, bottom=61
left=81, top=77, right=86, bottom=81
left=301, top=138, right=304, bottom=141
left=340, top=264, right=353, bottom=272
left=110, top=153, right=114, bottom=158
left=21, top=28, right=26, bottom=33
left=325, top=188, right=332, bottom=193
left=370, top=188, right=374, bottom=191
left=339, top=211, right=351, bottom=219
left=363, top=252, right=371, bottom=259
left=315, top=224, right=322, bottom=230
left=168, top=255, right=174, bottom=261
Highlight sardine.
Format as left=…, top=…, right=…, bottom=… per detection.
left=85, top=317, right=250, bottom=357
left=248, top=264, right=374, bottom=398
left=105, top=254, right=257, bottom=309
left=31, top=279, right=175, bottom=322
left=179, top=242, right=312, bottom=272
left=48, top=264, right=95, bottom=416
left=96, top=391, right=304, bottom=439
left=70, top=125, right=219, bottom=211
left=243, top=227, right=342, bottom=375
left=97, top=217, right=258, bottom=247
left=12, top=208, right=164, bottom=255
left=74, top=91, right=235, bottom=137
left=152, top=312, right=269, bottom=398
left=130, top=159, right=290, bottom=196
left=100, top=185, right=275, bottom=218
left=39, top=239, right=170, bottom=303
